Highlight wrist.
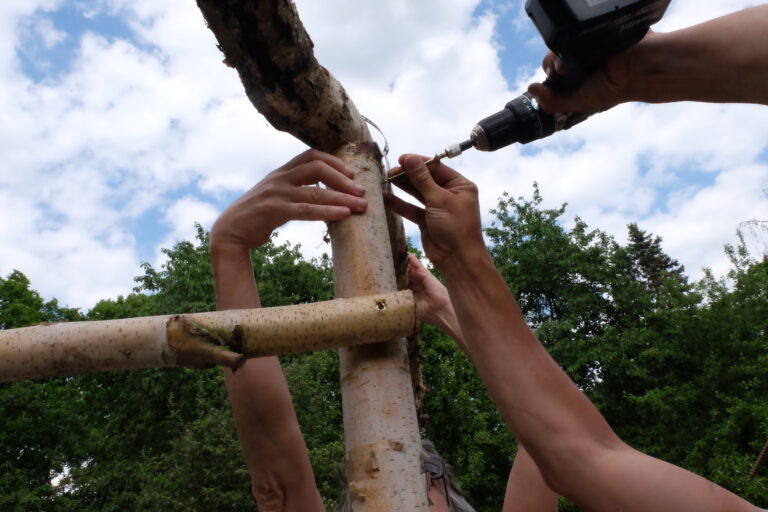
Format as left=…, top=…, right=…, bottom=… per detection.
left=432, top=302, right=466, bottom=348
left=626, top=31, right=692, bottom=104
left=210, top=238, right=252, bottom=268
left=438, top=244, right=495, bottom=282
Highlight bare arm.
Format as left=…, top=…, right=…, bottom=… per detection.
left=210, top=149, right=366, bottom=511
left=529, top=5, right=768, bottom=113
left=406, top=252, right=558, bottom=512
left=388, top=154, right=759, bottom=512
left=503, top=445, right=558, bottom=512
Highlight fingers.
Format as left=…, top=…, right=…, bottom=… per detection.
left=424, top=158, right=466, bottom=188
left=541, top=51, right=564, bottom=79
left=527, top=82, right=560, bottom=113
left=285, top=203, right=352, bottom=222
left=289, top=185, right=367, bottom=213
left=286, top=149, right=356, bottom=180
left=531, top=47, right=632, bottom=114
left=395, top=154, right=444, bottom=204
left=406, top=253, right=429, bottom=282
left=291, top=159, right=365, bottom=197
left=388, top=165, right=425, bottom=205
left=384, top=193, right=426, bottom=228
left=390, top=153, right=468, bottom=205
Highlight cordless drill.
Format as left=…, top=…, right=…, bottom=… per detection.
left=402, top=0, right=672, bottom=170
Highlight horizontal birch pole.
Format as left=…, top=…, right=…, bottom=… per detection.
left=0, top=290, right=416, bottom=383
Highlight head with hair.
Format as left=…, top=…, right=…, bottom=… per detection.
left=337, top=439, right=476, bottom=512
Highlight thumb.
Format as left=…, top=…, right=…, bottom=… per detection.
left=528, top=81, right=605, bottom=114
left=400, top=154, right=442, bottom=204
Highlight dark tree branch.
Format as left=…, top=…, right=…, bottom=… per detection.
left=196, top=0, right=370, bottom=151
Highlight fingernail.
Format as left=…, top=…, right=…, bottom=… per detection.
left=354, top=183, right=365, bottom=195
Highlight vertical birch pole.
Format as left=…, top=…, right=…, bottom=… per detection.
left=328, top=143, right=425, bottom=509
left=195, top=1, right=429, bottom=509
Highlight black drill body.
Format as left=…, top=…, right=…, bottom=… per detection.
left=467, top=0, right=670, bottom=153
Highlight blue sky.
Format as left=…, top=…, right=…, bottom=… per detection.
left=1, top=0, right=766, bottom=310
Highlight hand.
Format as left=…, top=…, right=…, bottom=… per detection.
left=384, top=154, right=486, bottom=270
left=407, top=253, right=466, bottom=346
left=526, top=31, right=659, bottom=114
left=406, top=254, right=449, bottom=325
left=210, top=149, right=367, bottom=253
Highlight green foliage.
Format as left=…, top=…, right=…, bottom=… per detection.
left=0, top=270, right=86, bottom=511
left=133, top=223, right=216, bottom=314
left=86, top=293, right=155, bottom=320
left=1, top=231, right=342, bottom=511
left=2, top=190, right=766, bottom=511
left=0, top=270, right=82, bottom=328
left=281, top=350, right=344, bottom=508
left=420, top=323, right=515, bottom=511
left=482, top=186, right=768, bottom=510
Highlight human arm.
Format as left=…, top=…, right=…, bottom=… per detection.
left=387, top=154, right=759, bottom=511
left=503, top=445, right=558, bottom=512
left=403, top=253, right=463, bottom=347
left=528, top=5, right=768, bottom=114
left=210, top=149, right=366, bottom=511
left=406, top=252, right=558, bottom=511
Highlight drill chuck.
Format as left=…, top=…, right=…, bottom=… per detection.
left=471, top=93, right=556, bottom=151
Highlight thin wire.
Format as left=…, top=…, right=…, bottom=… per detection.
left=361, top=115, right=392, bottom=175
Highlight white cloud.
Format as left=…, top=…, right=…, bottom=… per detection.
left=34, top=17, right=67, bottom=48
left=0, top=0, right=766, bottom=311
left=153, top=196, right=219, bottom=268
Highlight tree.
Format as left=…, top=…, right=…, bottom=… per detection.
left=0, top=270, right=84, bottom=512
left=0, top=270, right=81, bottom=329
left=1, top=231, right=350, bottom=511
left=483, top=186, right=768, bottom=510
left=626, top=222, right=688, bottom=303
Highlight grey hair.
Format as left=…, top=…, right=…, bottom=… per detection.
left=337, top=439, right=476, bottom=512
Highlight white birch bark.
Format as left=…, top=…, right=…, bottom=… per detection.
left=0, top=291, right=415, bottom=383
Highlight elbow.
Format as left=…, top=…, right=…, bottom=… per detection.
left=251, top=477, right=287, bottom=512
left=534, top=437, right=630, bottom=500
left=250, top=472, right=323, bottom=511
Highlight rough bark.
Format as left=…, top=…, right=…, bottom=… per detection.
left=0, top=291, right=416, bottom=383
left=196, top=0, right=369, bottom=152
left=196, top=2, right=429, bottom=509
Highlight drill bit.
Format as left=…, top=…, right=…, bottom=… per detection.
left=381, top=139, right=474, bottom=185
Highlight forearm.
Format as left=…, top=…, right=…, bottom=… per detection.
left=628, top=6, right=768, bottom=105
left=431, top=300, right=466, bottom=349
left=212, top=242, right=260, bottom=310
left=440, top=249, right=621, bottom=488
left=211, top=242, right=323, bottom=510
left=224, top=358, right=322, bottom=509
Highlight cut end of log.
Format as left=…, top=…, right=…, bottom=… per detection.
left=166, top=315, right=246, bottom=370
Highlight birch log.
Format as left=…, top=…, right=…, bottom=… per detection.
left=0, top=290, right=415, bottom=383
left=195, top=1, right=430, bottom=509
left=329, top=144, right=427, bottom=509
